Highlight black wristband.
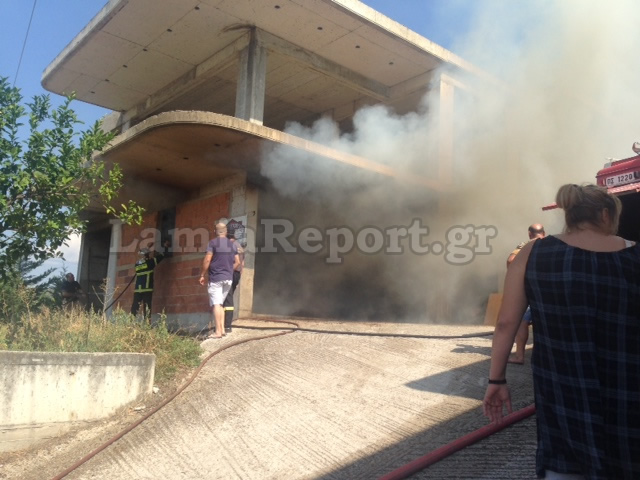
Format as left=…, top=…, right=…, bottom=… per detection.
left=488, top=379, right=507, bottom=385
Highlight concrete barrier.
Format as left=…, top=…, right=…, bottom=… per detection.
left=0, top=351, right=155, bottom=453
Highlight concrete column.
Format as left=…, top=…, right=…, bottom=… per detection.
left=430, top=77, right=456, bottom=322
left=105, top=219, right=122, bottom=316
left=76, top=233, right=89, bottom=287
left=434, top=77, right=456, bottom=223
left=438, top=77, right=455, bottom=186
left=504, top=108, right=521, bottom=201
left=238, top=185, right=258, bottom=317
left=235, top=28, right=267, bottom=125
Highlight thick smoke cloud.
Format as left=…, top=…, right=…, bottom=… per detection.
left=256, top=0, right=640, bottom=322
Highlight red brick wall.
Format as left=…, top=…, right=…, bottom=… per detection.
left=114, top=192, right=230, bottom=316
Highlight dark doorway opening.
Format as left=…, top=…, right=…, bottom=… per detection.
left=82, top=228, right=111, bottom=312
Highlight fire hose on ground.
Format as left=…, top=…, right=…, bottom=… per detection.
left=48, top=319, right=532, bottom=480
left=378, top=404, right=536, bottom=480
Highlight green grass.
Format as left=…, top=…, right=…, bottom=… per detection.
left=0, top=307, right=203, bottom=383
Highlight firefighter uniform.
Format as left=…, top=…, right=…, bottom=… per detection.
left=131, top=250, right=165, bottom=318
left=223, top=270, right=242, bottom=331
left=222, top=242, right=244, bottom=332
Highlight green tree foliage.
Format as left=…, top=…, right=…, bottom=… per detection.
left=18, top=257, right=60, bottom=307
left=0, top=76, right=144, bottom=273
left=0, top=256, right=59, bottom=326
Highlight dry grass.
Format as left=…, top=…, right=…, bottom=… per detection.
left=0, top=306, right=203, bottom=382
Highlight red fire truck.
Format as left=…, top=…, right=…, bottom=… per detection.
left=543, top=143, right=640, bottom=241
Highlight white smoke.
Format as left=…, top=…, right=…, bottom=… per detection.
left=256, top=0, right=640, bottom=322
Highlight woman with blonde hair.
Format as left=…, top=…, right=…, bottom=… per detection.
left=484, top=184, right=640, bottom=479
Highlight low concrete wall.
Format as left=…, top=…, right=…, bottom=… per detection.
left=0, top=351, right=155, bottom=453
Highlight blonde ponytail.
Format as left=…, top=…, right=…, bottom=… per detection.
left=555, top=184, right=621, bottom=234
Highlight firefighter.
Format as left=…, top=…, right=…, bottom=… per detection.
left=222, top=230, right=245, bottom=333
left=131, top=240, right=170, bottom=322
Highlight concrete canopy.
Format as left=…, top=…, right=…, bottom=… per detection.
left=97, top=110, right=442, bottom=194
left=42, top=0, right=484, bottom=130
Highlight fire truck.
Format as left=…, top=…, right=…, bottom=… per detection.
left=543, top=143, right=640, bottom=242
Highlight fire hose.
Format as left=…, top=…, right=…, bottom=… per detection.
left=49, top=319, right=299, bottom=480
left=103, top=274, right=135, bottom=312
left=48, top=319, right=528, bottom=480
left=378, top=404, right=536, bottom=480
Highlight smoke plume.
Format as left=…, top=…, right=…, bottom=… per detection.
left=255, top=0, right=640, bottom=323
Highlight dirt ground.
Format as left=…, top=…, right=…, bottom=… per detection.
left=0, top=364, right=196, bottom=480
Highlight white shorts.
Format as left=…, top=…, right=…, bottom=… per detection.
left=208, top=280, right=232, bottom=306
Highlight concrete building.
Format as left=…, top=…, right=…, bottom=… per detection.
left=42, top=0, right=493, bottom=329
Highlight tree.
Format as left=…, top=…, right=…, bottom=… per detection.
left=18, top=257, right=60, bottom=307
left=0, top=257, right=60, bottom=325
left=0, top=76, right=144, bottom=274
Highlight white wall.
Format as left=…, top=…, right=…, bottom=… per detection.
left=0, top=351, right=155, bottom=453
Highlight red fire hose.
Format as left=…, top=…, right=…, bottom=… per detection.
left=50, top=319, right=300, bottom=480
left=378, top=404, right=536, bottom=480
left=48, top=319, right=521, bottom=480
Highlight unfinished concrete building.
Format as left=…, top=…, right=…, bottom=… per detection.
left=42, top=0, right=492, bottom=329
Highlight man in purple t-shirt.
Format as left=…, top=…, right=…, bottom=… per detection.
left=199, top=222, right=240, bottom=338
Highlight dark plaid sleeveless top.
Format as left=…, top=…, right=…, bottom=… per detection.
left=525, top=235, right=640, bottom=479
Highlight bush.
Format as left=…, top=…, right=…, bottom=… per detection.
left=0, top=306, right=203, bottom=383
left=0, top=260, right=59, bottom=326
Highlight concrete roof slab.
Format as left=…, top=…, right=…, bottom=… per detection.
left=102, top=0, right=200, bottom=47
left=297, top=0, right=366, bottom=31
left=62, top=31, right=143, bottom=80
left=109, top=49, right=193, bottom=94
left=266, top=60, right=319, bottom=99
left=146, top=4, right=234, bottom=66
left=205, top=0, right=350, bottom=50
left=41, top=69, right=86, bottom=97
left=89, top=80, right=145, bottom=112
left=64, top=74, right=103, bottom=99
left=356, top=23, right=444, bottom=68
left=43, top=0, right=482, bottom=115
left=321, top=30, right=429, bottom=85
left=283, top=75, right=341, bottom=110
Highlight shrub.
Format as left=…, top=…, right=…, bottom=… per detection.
left=0, top=306, right=202, bottom=383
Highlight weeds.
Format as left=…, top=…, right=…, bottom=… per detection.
left=0, top=306, right=203, bottom=383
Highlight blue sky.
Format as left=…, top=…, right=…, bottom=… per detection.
left=1, top=1, right=112, bottom=127
left=1, top=0, right=479, bottom=275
